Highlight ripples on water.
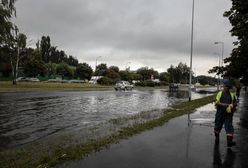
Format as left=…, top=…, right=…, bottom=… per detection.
left=0, top=90, right=205, bottom=149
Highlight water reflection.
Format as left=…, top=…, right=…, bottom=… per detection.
left=0, top=90, right=206, bottom=149
left=213, top=142, right=236, bottom=168
left=168, top=90, right=189, bottom=98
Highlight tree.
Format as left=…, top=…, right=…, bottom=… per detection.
left=67, top=55, right=78, bottom=66
left=0, top=0, right=16, bottom=47
left=0, top=0, right=18, bottom=82
left=167, top=65, right=176, bottom=83
left=159, top=72, right=169, bottom=82
left=46, top=62, right=56, bottom=77
left=8, top=30, right=27, bottom=84
left=40, top=36, right=51, bottom=63
left=97, top=77, right=114, bottom=85
left=177, top=62, right=190, bottom=84
left=49, top=46, right=58, bottom=63
left=23, top=49, right=47, bottom=77
left=75, top=63, right=93, bottom=80
left=107, top=66, right=120, bottom=81
left=59, top=50, right=67, bottom=63
left=56, top=63, right=73, bottom=79
left=210, top=0, right=248, bottom=84
left=167, top=63, right=190, bottom=83
left=136, top=67, right=158, bottom=81
left=109, top=66, right=119, bottom=73
left=119, top=70, right=130, bottom=81
left=95, top=63, right=108, bottom=76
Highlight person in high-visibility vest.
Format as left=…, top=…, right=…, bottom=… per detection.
left=214, top=79, right=237, bottom=147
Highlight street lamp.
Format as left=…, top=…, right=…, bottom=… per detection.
left=214, top=42, right=224, bottom=67
left=214, top=42, right=224, bottom=90
left=95, top=56, right=102, bottom=71
left=213, top=52, right=221, bottom=90
left=125, top=62, right=131, bottom=71
left=189, top=0, right=195, bottom=102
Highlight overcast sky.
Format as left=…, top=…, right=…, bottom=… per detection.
left=14, top=0, right=235, bottom=75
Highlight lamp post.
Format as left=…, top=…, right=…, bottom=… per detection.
left=95, top=56, right=102, bottom=71
left=125, top=62, right=131, bottom=71
left=214, top=42, right=224, bottom=90
left=214, top=42, right=224, bottom=67
left=213, top=52, right=221, bottom=90
left=189, top=0, right=195, bottom=102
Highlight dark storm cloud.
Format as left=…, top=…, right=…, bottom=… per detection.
left=15, top=0, right=235, bottom=74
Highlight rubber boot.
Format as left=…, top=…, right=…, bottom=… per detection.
left=227, top=135, right=236, bottom=147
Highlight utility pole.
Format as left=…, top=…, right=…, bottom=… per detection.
left=189, top=0, right=195, bottom=102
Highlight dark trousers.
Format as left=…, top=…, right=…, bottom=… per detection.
left=214, top=110, right=234, bottom=135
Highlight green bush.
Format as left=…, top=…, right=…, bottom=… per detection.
left=159, top=81, right=168, bottom=86
left=56, top=63, right=74, bottom=79
left=135, top=81, right=168, bottom=87
left=97, top=77, right=114, bottom=85
left=135, top=81, right=144, bottom=87
left=146, top=80, right=155, bottom=87
left=135, top=81, right=155, bottom=87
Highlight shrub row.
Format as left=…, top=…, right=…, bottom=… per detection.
left=135, top=81, right=168, bottom=87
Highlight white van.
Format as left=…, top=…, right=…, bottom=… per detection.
left=89, top=76, right=103, bottom=84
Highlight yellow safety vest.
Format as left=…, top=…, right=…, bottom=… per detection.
left=215, top=91, right=235, bottom=105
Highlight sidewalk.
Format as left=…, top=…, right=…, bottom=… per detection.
left=58, top=93, right=248, bottom=168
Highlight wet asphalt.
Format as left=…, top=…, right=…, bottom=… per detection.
left=58, top=92, right=248, bottom=168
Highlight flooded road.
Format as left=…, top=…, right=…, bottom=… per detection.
left=58, top=92, right=248, bottom=168
left=0, top=89, right=207, bottom=149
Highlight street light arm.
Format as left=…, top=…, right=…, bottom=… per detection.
left=95, top=56, right=102, bottom=71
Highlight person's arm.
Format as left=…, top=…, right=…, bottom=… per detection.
left=216, top=102, right=229, bottom=107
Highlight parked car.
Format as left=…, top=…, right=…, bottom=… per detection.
left=16, top=77, right=40, bottom=82
left=29, top=78, right=40, bottom=82
left=47, top=79, right=62, bottom=83
left=16, top=77, right=27, bottom=82
left=114, top=81, right=134, bottom=91
left=68, top=80, right=85, bottom=83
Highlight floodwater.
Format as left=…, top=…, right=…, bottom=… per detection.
left=0, top=89, right=208, bottom=149
left=58, top=93, right=248, bottom=168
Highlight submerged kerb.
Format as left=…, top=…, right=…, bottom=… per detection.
left=0, top=95, right=214, bottom=168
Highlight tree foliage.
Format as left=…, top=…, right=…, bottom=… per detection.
left=56, top=63, right=73, bottom=79
left=40, top=36, right=51, bottom=63
left=106, top=66, right=120, bottom=81
left=37, top=36, right=79, bottom=66
left=8, top=31, right=27, bottom=84
left=23, top=49, right=47, bottom=77
left=95, top=63, right=108, bottom=76
left=0, top=0, right=16, bottom=46
left=159, top=72, right=169, bottom=82
left=97, top=77, right=114, bottom=85
left=196, top=75, right=216, bottom=86
left=210, top=0, right=248, bottom=84
left=167, top=62, right=190, bottom=83
left=136, top=67, right=159, bottom=81
left=75, top=63, right=93, bottom=80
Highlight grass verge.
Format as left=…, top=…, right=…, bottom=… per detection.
left=0, top=81, right=112, bottom=92
left=0, top=95, right=213, bottom=168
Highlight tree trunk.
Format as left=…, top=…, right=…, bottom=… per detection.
left=11, top=46, right=19, bottom=85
